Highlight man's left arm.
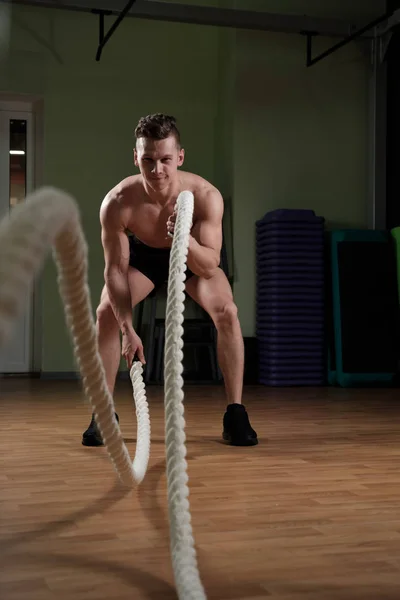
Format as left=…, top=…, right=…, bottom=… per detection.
left=186, top=188, right=223, bottom=279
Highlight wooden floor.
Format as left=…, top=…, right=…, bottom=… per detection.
left=1, top=380, right=400, bottom=599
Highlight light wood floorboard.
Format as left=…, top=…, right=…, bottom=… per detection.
left=1, top=380, right=400, bottom=599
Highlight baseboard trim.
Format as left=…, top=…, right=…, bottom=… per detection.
left=40, top=371, right=79, bottom=380
left=38, top=371, right=219, bottom=385
left=39, top=371, right=131, bottom=381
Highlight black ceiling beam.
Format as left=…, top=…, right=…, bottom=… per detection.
left=3, top=0, right=371, bottom=39
left=306, top=11, right=392, bottom=67
left=92, top=0, right=136, bottom=62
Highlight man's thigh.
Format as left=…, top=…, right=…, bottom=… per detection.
left=185, top=268, right=234, bottom=314
left=127, top=266, right=155, bottom=307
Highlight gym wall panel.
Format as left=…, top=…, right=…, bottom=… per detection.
left=1, top=4, right=220, bottom=372
left=231, top=27, right=371, bottom=337
left=1, top=1, right=379, bottom=371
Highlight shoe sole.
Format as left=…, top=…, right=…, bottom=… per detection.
left=222, top=433, right=258, bottom=446
left=82, top=437, right=104, bottom=447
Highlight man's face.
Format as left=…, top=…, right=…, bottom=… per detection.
left=134, top=135, right=184, bottom=190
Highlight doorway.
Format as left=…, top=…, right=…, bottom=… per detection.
left=0, top=105, right=34, bottom=373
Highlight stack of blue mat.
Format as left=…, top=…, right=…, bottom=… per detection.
left=256, top=209, right=326, bottom=386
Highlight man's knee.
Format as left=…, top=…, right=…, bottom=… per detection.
left=213, top=300, right=238, bottom=330
left=96, top=300, right=117, bottom=331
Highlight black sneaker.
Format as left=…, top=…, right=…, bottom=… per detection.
left=82, top=412, right=119, bottom=447
left=222, top=404, right=258, bottom=446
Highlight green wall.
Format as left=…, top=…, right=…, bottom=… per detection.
left=232, top=29, right=371, bottom=335
left=1, top=2, right=384, bottom=370
left=1, top=4, right=220, bottom=372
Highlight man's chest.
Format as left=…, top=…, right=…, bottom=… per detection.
left=127, top=204, right=196, bottom=247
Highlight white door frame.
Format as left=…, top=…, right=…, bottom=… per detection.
left=0, top=101, right=36, bottom=373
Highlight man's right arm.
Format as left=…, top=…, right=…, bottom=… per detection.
left=100, top=194, right=133, bottom=336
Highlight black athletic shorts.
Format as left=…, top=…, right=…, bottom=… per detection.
left=128, top=234, right=194, bottom=289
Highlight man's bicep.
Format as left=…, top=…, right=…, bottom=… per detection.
left=192, top=190, right=224, bottom=252
left=191, top=219, right=222, bottom=254
left=101, top=228, right=130, bottom=272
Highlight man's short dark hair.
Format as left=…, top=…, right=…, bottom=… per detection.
left=135, top=113, right=181, bottom=146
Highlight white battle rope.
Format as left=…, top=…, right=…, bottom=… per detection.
left=164, top=191, right=205, bottom=599
left=0, top=186, right=206, bottom=599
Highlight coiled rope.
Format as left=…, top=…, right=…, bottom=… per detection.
left=0, top=187, right=206, bottom=599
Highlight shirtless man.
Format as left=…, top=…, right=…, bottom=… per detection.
left=82, top=113, right=258, bottom=447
